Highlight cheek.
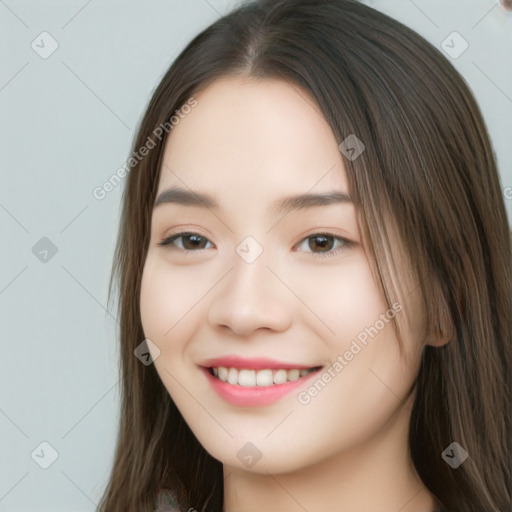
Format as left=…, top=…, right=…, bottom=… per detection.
left=295, top=255, right=418, bottom=415
left=139, top=252, right=200, bottom=346
left=304, top=254, right=389, bottom=344
left=140, top=254, right=166, bottom=342
left=139, top=254, right=199, bottom=405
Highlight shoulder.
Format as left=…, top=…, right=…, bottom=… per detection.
left=154, top=487, right=182, bottom=512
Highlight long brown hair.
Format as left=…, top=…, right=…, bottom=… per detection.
left=97, top=1, right=512, bottom=510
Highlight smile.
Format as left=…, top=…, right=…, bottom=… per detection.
left=200, top=357, right=323, bottom=407
left=208, top=366, right=318, bottom=387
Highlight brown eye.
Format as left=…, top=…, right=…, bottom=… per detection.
left=158, top=232, right=213, bottom=251
left=295, top=233, right=352, bottom=258
left=308, top=235, right=335, bottom=252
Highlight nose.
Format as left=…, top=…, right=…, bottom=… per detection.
left=207, top=252, right=293, bottom=337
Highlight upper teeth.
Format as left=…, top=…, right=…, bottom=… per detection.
left=212, top=367, right=315, bottom=387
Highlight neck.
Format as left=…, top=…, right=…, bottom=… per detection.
left=223, top=397, right=437, bottom=512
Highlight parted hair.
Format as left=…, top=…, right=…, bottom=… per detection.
left=98, top=1, right=512, bottom=510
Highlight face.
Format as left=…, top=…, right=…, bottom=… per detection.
left=140, top=76, right=426, bottom=474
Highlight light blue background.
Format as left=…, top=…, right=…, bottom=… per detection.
left=1, top=1, right=510, bottom=510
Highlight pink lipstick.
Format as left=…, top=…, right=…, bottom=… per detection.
left=200, top=355, right=322, bottom=407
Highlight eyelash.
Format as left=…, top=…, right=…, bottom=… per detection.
left=157, top=231, right=353, bottom=258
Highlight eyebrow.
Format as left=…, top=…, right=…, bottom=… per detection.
left=153, top=186, right=352, bottom=216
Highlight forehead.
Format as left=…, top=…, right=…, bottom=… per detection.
left=157, top=76, right=349, bottom=206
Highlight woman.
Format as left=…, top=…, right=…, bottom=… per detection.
left=97, top=0, right=511, bottom=510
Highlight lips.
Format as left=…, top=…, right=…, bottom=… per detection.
left=201, top=355, right=318, bottom=370
left=200, top=355, right=323, bottom=406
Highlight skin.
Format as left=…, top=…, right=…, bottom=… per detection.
left=500, top=0, right=512, bottom=12
left=140, top=76, right=441, bottom=512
